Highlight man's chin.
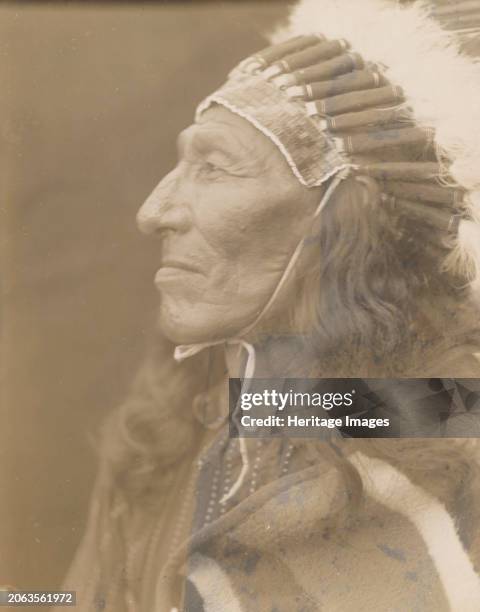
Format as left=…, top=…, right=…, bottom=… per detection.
left=155, top=301, right=256, bottom=346
left=155, top=309, right=221, bottom=346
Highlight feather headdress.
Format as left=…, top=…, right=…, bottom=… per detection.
left=278, top=0, right=480, bottom=299
left=197, top=0, right=480, bottom=302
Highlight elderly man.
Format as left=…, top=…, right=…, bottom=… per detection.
left=64, top=0, right=480, bottom=610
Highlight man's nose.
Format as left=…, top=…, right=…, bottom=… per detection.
left=136, top=169, right=189, bottom=235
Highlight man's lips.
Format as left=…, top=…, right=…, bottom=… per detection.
left=154, top=258, right=203, bottom=285
left=159, top=258, right=201, bottom=272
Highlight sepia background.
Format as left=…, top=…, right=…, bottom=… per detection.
left=1, top=0, right=290, bottom=592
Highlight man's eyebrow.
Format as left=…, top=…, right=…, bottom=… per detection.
left=178, top=126, right=251, bottom=164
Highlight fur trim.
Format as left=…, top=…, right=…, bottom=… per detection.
left=272, top=0, right=480, bottom=300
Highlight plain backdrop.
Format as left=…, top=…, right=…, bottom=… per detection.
left=1, top=0, right=289, bottom=591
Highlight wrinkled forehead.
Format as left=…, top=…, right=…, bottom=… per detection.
left=180, top=105, right=291, bottom=172
left=193, top=104, right=277, bottom=151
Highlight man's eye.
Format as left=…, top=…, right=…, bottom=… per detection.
left=201, top=161, right=227, bottom=176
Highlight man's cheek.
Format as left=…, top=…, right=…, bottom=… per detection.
left=197, top=219, right=252, bottom=254
left=195, top=196, right=278, bottom=252
left=201, top=260, right=242, bottom=305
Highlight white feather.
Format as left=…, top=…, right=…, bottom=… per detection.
left=271, top=0, right=480, bottom=298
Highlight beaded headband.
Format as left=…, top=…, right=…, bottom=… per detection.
left=196, top=0, right=480, bottom=298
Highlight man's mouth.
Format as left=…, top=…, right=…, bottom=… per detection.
left=159, top=258, right=200, bottom=273
left=154, top=258, right=203, bottom=286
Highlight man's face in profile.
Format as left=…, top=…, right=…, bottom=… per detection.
left=137, top=105, right=319, bottom=345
